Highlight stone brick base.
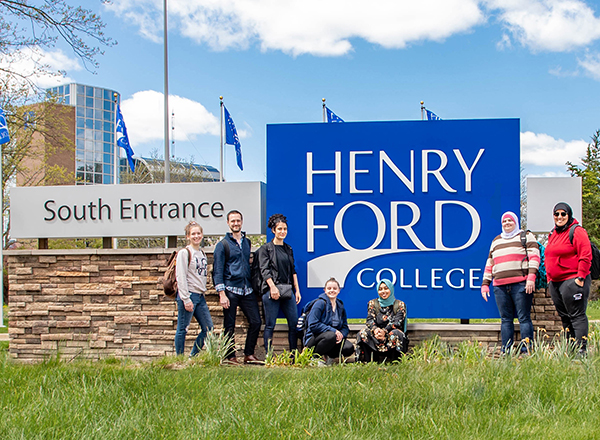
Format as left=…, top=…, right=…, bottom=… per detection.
left=6, top=249, right=563, bottom=362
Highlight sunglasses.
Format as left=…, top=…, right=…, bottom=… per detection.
left=553, top=212, right=568, bottom=218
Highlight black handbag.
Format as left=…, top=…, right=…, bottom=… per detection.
left=274, top=284, right=293, bottom=301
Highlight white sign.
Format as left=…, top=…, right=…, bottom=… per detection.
left=527, top=177, right=582, bottom=233
left=10, top=182, right=266, bottom=238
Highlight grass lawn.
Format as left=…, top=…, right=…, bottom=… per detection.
left=587, top=299, right=600, bottom=320
left=2, top=332, right=600, bottom=439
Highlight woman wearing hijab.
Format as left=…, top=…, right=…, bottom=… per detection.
left=355, top=279, right=409, bottom=362
left=481, top=212, right=540, bottom=353
left=545, top=202, right=592, bottom=354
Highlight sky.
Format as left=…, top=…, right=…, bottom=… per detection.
left=9, top=0, right=600, bottom=183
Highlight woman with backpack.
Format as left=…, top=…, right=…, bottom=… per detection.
left=257, top=213, right=301, bottom=353
left=481, top=211, right=540, bottom=354
left=355, top=279, right=409, bottom=362
left=546, top=202, right=592, bottom=355
left=174, top=220, right=214, bottom=357
left=304, top=277, right=354, bottom=364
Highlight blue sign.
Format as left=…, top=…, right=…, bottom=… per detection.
left=266, top=119, right=520, bottom=318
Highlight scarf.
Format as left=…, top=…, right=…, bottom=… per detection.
left=500, top=211, right=521, bottom=240
left=377, top=279, right=396, bottom=308
left=553, top=202, right=575, bottom=233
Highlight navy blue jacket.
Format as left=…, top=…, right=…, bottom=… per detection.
left=213, top=232, right=252, bottom=291
left=303, top=292, right=349, bottom=344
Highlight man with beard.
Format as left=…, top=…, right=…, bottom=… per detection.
left=214, top=210, right=262, bottom=364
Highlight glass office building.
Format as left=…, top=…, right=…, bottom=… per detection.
left=46, top=83, right=120, bottom=184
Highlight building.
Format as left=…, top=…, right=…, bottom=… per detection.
left=119, top=157, right=220, bottom=183
left=47, top=83, right=120, bottom=184
left=36, top=83, right=220, bottom=185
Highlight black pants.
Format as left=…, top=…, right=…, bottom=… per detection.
left=222, top=290, right=262, bottom=358
left=306, top=331, right=354, bottom=358
left=549, top=275, right=590, bottom=348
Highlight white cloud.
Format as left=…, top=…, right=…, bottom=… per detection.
left=0, top=48, right=81, bottom=90
left=107, top=0, right=600, bottom=56
left=106, top=0, right=485, bottom=56
left=496, top=33, right=512, bottom=50
left=520, top=131, right=587, bottom=166
left=120, top=90, right=225, bottom=145
left=578, top=51, right=600, bottom=80
left=487, top=0, right=600, bottom=52
left=525, top=170, right=571, bottom=177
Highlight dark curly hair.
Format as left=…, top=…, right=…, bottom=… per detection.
left=267, top=213, right=287, bottom=230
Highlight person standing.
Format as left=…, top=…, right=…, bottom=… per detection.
left=258, top=213, right=301, bottom=353
left=174, top=221, right=213, bottom=357
left=545, top=202, right=592, bottom=354
left=213, top=210, right=262, bottom=364
left=481, top=211, right=539, bottom=354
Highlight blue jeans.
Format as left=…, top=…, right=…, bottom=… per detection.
left=493, top=282, right=533, bottom=352
left=175, top=292, right=214, bottom=356
left=262, top=292, right=299, bottom=351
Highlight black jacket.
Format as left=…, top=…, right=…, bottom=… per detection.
left=256, top=241, right=296, bottom=294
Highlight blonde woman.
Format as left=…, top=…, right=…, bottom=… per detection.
left=303, top=278, right=354, bottom=361
left=174, top=221, right=213, bottom=356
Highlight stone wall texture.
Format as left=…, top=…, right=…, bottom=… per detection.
left=6, top=249, right=563, bottom=363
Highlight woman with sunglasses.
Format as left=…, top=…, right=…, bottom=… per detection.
left=546, top=202, right=592, bottom=355
left=481, top=212, right=539, bottom=354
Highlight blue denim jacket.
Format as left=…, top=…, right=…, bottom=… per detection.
left=304, top=292, right=349, bottom=344
left=213, top=232, right=252, bottom=293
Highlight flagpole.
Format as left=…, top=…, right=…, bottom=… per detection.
left=0, top=138, right=4, bottom=328
left=322, top=98, right=326, bottom=122
left=420, top=101, right=425, bottom=120
left=113, top=94, right=119, bottom=184
left=163, top=0, right=170, bottom=183
left=219, top=96, right=224, bottom=182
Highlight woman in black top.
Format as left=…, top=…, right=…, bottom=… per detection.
left=258, top=213, right=302, bottom=352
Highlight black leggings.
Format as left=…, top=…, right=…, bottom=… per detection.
left=549, top=275, right=590, bottom=348
left=306, top=331, right=354, bottom=358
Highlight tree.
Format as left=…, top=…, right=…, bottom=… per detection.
left=566, top=129, right=600, bottom=244
left=1, top=94, right=75, bottom=249
left=0, top=0, right=113, bottom=84
left=0, top=0, right=113, bottom=249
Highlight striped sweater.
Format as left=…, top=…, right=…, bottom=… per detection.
left=481, top=231, right=540, bottom=293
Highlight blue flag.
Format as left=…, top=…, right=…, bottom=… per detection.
left=326, top=107, right=344, bottom=123
left=0, top=108, right=10, bottom=145
left=224, top=105, right=243, bottom=171
left=116, top=104, right=135, bottom=172
left=425, top=109, right=441, bottom=121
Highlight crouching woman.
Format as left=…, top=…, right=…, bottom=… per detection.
left=303, top=278, right=354, bottom=361
left=356, top=279, right=409, bottom=362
